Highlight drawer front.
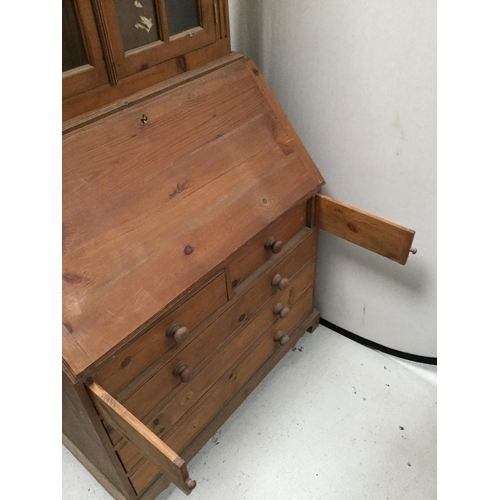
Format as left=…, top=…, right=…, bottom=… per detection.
left=116, top=262, right=316, bottom=472
left=98, top=272, right=228, bottom=396
left=105, top=229, right=318, bottom=447
left=128, top=285, right=315, bottom=493
left=227, top=201, right=307, bottom=291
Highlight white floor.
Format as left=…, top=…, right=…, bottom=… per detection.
left=62, top=325, right=437, bottom=500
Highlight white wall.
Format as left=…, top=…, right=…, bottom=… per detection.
left=229, top=0, right=436, bottom=357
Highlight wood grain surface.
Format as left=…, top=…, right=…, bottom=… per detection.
left=127, top=287, right=316, bottom=491
left=87, top=382, right=195, bottom=495
left=98, top=272, right=227, bottom=396
left=63, top=60, right=323, bottom=380
left=118, top=278, right=316, bottom=473
left=120, top=241, right=316, bottom=419
left=104, top=229, right=317, bottom=446
left=315, top=194, right=415, bottom=265
left=227, top=201, right=307, bottom=290
left=62, top=374, right=136, bottom=498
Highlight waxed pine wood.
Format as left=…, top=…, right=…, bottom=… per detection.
left=62, top=0, right=231, bottom=117
left=62, top=0, right=110, bottom=99
left=63, top=6, right=417, bottom=493
left=109, top=231, right=317, bottom=445
left=227, top=201, right=307, bottom=292
left=125, top=307, right=321, bottom=497
left=103, top=229, right=318, bottom=447
left=97, top=272, right=228, bottom=397
left=63, top=60, right=324, bottom=381
left=117, top=266, right=317, bottom=473
left=62, top=52, right=244, bottom=133
left=62, top=374, right=137, bottom=498
left=315, top=194, right=416, bottom=265
left=88, top=382, right=196, bottom=495
left=128, top=291, right=318, bottom=491
left=95, top=0, right=216, bottom=80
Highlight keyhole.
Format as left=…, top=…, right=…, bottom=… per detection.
left=139, top=114, right=148, bottom=125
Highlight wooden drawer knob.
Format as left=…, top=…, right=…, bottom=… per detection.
left=173, top=362, right=192, bottom=383
left=273, top=303, right=290, bottom=319
left=274, top=330, right=290, bottom=345
left=185, top=478, right=197, bottom=491
left=271, top=274, right=289, bottom=290
left=166, top=323, right=189, bottom=345
left=265, top=237, right=283, bottom=254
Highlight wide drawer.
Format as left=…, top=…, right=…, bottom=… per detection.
left=98, top=272, right=228, bottom=396
left=105, top=229, right=318, bottom=446
left=127, top=285, right=315, bottom=494
left=116, top=262, right=316, bottom=472
left=227, top=201, right=307, bottom=291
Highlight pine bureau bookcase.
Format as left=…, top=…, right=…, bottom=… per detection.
left=62, top=1, right=417, bottom=498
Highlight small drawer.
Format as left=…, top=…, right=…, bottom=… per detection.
left=116, top=262, right=316, bottom=472
left=127, top=285, right=315, bottom=493
left=227, top=201, right=307, bottom=291
left=97, top=272, right=228, bottom=396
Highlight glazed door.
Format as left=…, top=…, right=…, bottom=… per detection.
left=98, top=0, right=217, bottom=79
left=63, top=0, right=110, bottom=98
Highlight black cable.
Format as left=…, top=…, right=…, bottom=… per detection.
left=319, top=318, right=437, bottom=366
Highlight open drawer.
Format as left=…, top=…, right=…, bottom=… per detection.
left=86, top=382, right=196, bottom=495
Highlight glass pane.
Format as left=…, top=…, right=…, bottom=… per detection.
left=165, top=0, right=199, bottom=36
left=62, top=0, right=89, bottom=72
left=115, top=0, right=160, bottom=52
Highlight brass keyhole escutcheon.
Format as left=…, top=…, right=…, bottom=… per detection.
left=139, top=114, right=148, bottom=125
